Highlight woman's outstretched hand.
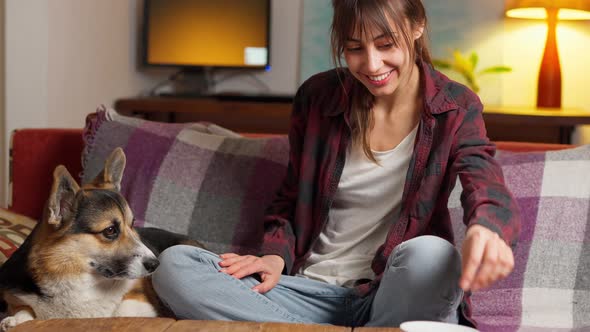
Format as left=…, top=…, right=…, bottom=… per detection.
left=218, top=253, right=285, bottom=294
left=459, top=224, right=515, bottom=292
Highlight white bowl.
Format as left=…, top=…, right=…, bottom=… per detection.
left=400, top=321, right=479, bottom=332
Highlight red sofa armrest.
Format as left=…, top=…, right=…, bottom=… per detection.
left=9, top=129, right=84, bottom=220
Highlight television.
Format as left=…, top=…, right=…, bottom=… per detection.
left=142, top=0, right=271, bottom=70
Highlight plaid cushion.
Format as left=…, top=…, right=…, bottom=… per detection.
left=82, top=107, right=289, bottom=255
left=450, top=145, right=590, bottom=331
left=0, top=209, right=36, bottom=264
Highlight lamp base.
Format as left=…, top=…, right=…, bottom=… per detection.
left=537, top=7, right=561, bottom=109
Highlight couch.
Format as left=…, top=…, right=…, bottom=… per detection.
left=1, top=107, right=589, bottom=332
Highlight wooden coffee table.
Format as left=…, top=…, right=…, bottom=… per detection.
left=11, top=318, right=402, bottom=331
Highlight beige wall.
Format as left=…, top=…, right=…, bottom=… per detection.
left=0, top=0, right=4, bottom=207
left=1, top=0, right=302, bottom=207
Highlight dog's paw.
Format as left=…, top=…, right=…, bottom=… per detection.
left=0, top=316, right=18, bottom=331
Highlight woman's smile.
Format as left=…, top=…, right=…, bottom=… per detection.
left=364, top=68, right=396, bottom=86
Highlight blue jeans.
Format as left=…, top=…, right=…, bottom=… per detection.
left=152, top=235, right=463, bottom=327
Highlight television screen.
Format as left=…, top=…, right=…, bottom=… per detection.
left=143, top=0, right=271, bottom=69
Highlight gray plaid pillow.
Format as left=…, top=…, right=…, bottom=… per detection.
left=82, top=106, right=289, bottom=255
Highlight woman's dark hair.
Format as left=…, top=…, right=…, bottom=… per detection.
left=330, top=0, right=430, bottom=162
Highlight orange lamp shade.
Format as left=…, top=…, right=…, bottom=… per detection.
left=505, top=0, right=590, bottom=108
left=506, top=0, right=590, bottom=20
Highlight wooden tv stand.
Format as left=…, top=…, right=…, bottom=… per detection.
left=114, top=95, right=293, bottom=134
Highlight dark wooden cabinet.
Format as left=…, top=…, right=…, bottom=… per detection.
left=483, top=106, right=590, bottom=144
left=114, top=95, right=293, bottom=134
left=114, top=97, right=590, bottom=144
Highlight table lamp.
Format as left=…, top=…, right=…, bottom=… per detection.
left=505, top=0, right=590, bottom=109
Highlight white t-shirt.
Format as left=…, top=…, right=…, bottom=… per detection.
left=298, top=125, right=418, bottom=287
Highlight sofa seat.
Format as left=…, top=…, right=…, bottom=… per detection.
left=4, top=119, right=587, bottom=331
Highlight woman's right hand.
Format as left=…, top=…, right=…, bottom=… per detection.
left=218, top=253, right=285, bottom=294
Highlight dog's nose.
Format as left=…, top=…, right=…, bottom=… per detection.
left=143, top=258, right=160, bottom=273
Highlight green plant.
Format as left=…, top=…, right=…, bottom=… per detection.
left=433, top=50, right=512, bottom=93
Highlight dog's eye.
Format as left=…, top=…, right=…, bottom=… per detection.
left=102, top=225, right=119, bottom=239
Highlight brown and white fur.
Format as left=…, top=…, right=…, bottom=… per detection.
left=0, top=148, right=198, bottom=331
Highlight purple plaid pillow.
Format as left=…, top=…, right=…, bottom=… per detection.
left=450, top=146, right=590, bottom=331
left=82, top=106, right=289, bottom=255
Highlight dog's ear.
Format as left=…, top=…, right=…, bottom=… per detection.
left=90, top=147, right=126, bottom=191
left=48, top=165, right=80, bottom=229
left=104, top=147, right=126, bottom=191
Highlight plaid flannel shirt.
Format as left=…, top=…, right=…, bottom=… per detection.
left=260, top=61, right=521, bottom=327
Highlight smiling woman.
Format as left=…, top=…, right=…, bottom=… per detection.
left=329, top=0, right=429, bottom=161
left=152, top=0, right=521, bottom=329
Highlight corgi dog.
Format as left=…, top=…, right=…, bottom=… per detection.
left=0, top=148, right=199, bottom=331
